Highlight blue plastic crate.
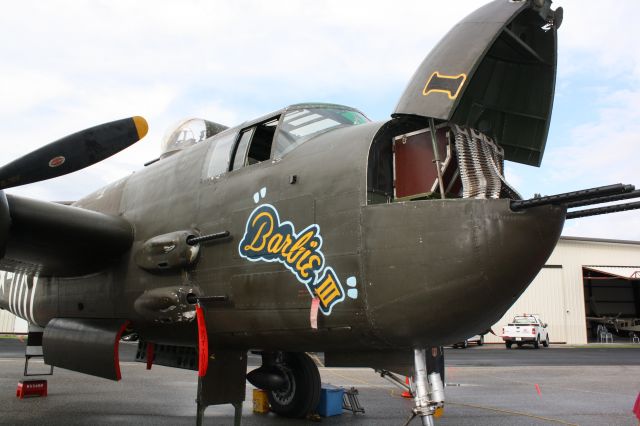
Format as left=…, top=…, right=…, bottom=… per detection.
left=317, top=384, right=344, bottom=417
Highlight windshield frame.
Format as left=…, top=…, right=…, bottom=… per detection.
left=272, top=104, right=369, bottom=159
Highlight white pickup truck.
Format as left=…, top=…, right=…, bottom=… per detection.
left=502, top=314, right=550, bottom=349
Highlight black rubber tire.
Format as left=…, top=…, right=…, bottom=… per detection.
left=505, top=342, right=512, bottom=349
left=534, top=336, right=540, bottom=349
left=543, top=335, right=549, bottom=347
left=461, top=340, right=468, bottom=349
left=268, top=352, right=321, bottom=418
left=478, top=335, right=484, bottom=346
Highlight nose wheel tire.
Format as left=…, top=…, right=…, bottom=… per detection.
left=268, top=352, right=321, bottom=418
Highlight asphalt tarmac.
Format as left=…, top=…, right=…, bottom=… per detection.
left=1, top=338, right=639, bottom=425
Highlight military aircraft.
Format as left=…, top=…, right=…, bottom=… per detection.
left=587, top=299, right=640, bottom=339
left=2, top=1, right=640, bottom=425
left=589, top=316, right=640, bottom=339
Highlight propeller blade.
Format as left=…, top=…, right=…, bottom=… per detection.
left=0, top=116, right=148, bottom=190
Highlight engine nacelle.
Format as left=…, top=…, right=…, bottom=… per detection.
left=0, top=191, right=10, bottom=258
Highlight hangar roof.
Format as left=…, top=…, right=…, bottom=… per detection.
left=560, top=236, right=640, bottom=247
left=583, top=266, right=640, bottom=280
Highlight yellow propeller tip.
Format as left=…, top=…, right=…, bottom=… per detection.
left=132, top=116, right=149, bottom=140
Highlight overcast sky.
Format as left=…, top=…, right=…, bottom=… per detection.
left=1, top=0, right=639, bottom=240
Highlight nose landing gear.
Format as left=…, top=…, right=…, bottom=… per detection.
left=404, top=348, right=445, bottom=426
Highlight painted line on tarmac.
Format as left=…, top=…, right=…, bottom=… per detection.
left=321, top=368, right=385, bottom=387
left=445, top=383, right=480, bottom=387
left=448, top=401, right=579, bottom=425
left=473, top=369, right=624, bottom=397
left=389, top=388, right=409, bottom=398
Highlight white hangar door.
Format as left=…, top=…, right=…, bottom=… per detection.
left=490, top=267, right=567, bottom=343
left=0, top=309, right=15, bottom=333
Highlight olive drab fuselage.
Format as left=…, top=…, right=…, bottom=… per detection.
left=0, top=0, right=567, bottom=357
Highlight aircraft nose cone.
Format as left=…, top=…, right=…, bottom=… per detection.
left=361, top=199, right=565, bottom=347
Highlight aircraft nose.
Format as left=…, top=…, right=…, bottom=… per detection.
left=360, top=199, right=565, bottom=347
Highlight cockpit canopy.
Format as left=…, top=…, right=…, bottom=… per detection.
left=159, top=104, right=367, bottom=163
left=273, top=104, right=369, bottom=159
left=160, top=118, right=228, bottom=159
left=197, top=103, right=368, bottom=179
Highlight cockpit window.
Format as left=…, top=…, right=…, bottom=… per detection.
left=273, top=107, right=368, bottom=158
left=231, top=117, right=279, bottom=170
left=203, top=131, right=237, bottom=179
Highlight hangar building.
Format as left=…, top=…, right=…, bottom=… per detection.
left=1, top=237, right=639, bottom=345
left=0, top=309, right=26, bottom=334
left=485, top=236, right=640, bottom=345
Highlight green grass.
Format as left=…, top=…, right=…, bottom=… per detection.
left=565, top=343, right=640, bottom=349
left=0, top=334, right=24, bottom=340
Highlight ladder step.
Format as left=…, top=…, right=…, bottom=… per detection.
left=342, top=387, right=365, bottom=414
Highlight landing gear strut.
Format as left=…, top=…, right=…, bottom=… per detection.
left=405, top=348, right=445, bottom=426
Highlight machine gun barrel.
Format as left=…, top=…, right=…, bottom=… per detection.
left=510, top=184, right=635, bottom=211
left=186, top=231, right=230, bottom=245
left=566, top=189, right=640, bottom=208
left=566, top=201, right=640, bottom=219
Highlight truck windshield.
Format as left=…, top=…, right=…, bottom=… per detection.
left=273, top=107, right=368, bottom=158
left=512, top=317, right=537, bottom=325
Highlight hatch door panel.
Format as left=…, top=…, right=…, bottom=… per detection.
left=393, top=0, right=560, bottom=166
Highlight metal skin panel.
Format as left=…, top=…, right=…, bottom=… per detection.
left=59, top=273, right=118, bottom=318
left=74, top=176, right=128, bottom=216
left=394, top=0, right=558, bottom=166
left=395, top=0, right=527, bottom=119
left=325, top=350, right=415, bottom=377
left=361, top=199, right=565, bottom=347
left=232, top=271, right=313, bottom=310
left=119, top=139, right=209, bottom=238
left=43, top=318, right=128, bottom=381
left=197, top=350, right=247, bottom=406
